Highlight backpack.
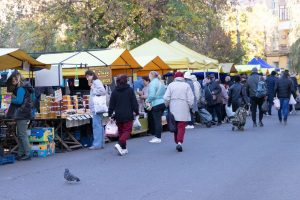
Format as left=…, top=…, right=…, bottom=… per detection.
left=255, top=76, right=267, bottom=98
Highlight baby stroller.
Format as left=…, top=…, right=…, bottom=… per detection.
left=199, top=108, right=213, bottom=128
left=231, top=105, right=248, bottom=131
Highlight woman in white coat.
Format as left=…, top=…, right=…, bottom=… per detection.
left=164, top=72, right=194, bottom=152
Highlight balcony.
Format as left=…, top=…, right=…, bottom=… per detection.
left=265, top=44, right=290, bottom=56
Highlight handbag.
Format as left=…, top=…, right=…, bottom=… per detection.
left=145, top=82, right=162, bottom=111
left=225, top=105, right=235, bottom=118
left=105, top=119, right=118, bottom=137
left=93, top=95, right=108, bottom=114
left=166, top=109, right=177, bottom=133
left=273, top=98, right=280, bottom=110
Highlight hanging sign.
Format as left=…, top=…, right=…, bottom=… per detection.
left=54, top=89, right=63, bottom=102
left=90, top=67, right=112, bottom=85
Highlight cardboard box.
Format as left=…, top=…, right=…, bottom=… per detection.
left=29, top=127, right=54, bottom=143
left=30, top=142, right=55, bottom=158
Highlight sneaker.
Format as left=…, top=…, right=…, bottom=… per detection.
left=88, top=146, right=102, bottom=150
left=259, top=121, right=264, bottom=127
left=253, top=122, right=257, bottom=127
left=149, top=137, right=162, bottom=143
left=176, top=143, right=183, bottom=152
left=122, top=149, right=129, bottom=155
left=20, top=155, right=31, bottom=161
left=16, top=155, right=25, bottom=161
left=217, top=122, right=222, bottom=126
left=114, top=144, right=125, bottom=156
left=284, top=120, right=287, bottom=126
left=185, top=125, right=194, bottom=129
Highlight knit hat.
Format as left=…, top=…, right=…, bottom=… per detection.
left=174, top=72, right=184, bottom=78
left=252, top=67, right=258, bottom=73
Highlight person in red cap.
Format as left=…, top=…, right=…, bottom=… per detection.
left=163, top=72, right=194, bottom=152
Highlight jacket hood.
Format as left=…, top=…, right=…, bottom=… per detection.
left=175, top=77, right=185, bottom=82
left=190, top=75, right=197, bottom=82
left=116, top=84, right=130, bottom=91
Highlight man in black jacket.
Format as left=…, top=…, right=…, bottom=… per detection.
left=228, top=75, right=249, bottom=112
left=204, top=74, right=222, bottom=125
left=266, top=71, right=278, bottom=115
left=108, top=75, right=139, bottom=156
left=274, top=70, right=296, bottom=125
left=246, top=68, right=266, bottom=127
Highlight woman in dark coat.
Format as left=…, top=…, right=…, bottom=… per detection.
left=108, top=75, right=139, bottom=156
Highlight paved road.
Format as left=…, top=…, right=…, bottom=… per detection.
left=1, top=113, right=300, bottom=200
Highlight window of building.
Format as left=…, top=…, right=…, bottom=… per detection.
left=279, top=6, right=289, bottom=21
left=273, top=62, right=279, bottom=68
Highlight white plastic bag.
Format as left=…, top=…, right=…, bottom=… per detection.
left=225, top=105, right=235, bottom=118
left=273, top=98, right=280, bottom=110
left=133, top=116, right=142, bottom=130
left=289, top=95, right=297, bottom=105
left=93, top=95, right=108, bottom=114
left=105, top=120, right=118, bottom=137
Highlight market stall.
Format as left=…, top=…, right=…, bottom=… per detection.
left=0, top=48, right=52, bottom=160
left=130, top=38, right=201, bottom=70
left=135, top=56, right=171, bottom=76
left=169, top=41, right=219, bottom=70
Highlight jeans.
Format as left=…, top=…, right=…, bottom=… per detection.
left=174, top=122, right=186, bottom=144
left=207, top=104, right=222, bottom=123
left=117, top=121, right=133, bottom=149
left=16, top=120, right=30, bottom=156
left=92, top=113, right=104, bottom=148
left=250, top=97, right=264, bottom=123
left=278, top=98, right=289, bottom=121
left=149, top=103, right=165, bottom=139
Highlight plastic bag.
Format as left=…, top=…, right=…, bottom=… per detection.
left=105, top=120, right=118, bottom=137
left=273, top=98, right=280, bottom=110
left=225, top=105, right=235, bottom=118
left=93, top=95, right=108, bottom=114
left=262, top=100, right=268, bottom=113
left=289, top=95, right=297, bottom=105
left=166, top=110, right=177, bottom=133
left=133, top=116, right=142, bottom=130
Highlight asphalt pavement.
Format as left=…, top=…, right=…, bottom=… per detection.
left=1, top=112, right=300, bottom=200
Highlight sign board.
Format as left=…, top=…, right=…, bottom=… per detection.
left=54, top=89, right=62, bottom=102
left=90, top=67, right=112, bottom=85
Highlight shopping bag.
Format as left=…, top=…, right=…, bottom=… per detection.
left=133, top=116, right=142, bottom=130
left=225, top=105, right=235, bottom=118
left=262, top=100, right=268, bottom=113
left=289, top=95, right=297, bottom=105
left=273, top=98, right=280, bottom=110
left=93, top=95, right=108, bottom=114
left=105, top=120, right=118, bottom=137
left=166, top=110, right=177, bottom=133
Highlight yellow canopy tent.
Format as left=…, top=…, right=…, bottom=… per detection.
left=37, top=49, right=141, bottom=77
left=134, top=56, right=171, bottom=76
left=169, top=41, right=219, bottom=69
left=219, top=63, right=238, bottom=74
left=235, top=65, right=261, bottom=74
left=130, top=38, right=202, bottom=70
left=0, top=48, right=50, bottom=70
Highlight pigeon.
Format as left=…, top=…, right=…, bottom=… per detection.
left=64, top=168, right=80, bottom=183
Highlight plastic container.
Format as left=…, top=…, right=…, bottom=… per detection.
left=0, top=155, right=15, bottom=165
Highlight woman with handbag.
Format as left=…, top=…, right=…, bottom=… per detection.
left=85, top=70, right=106, bottom=150
left=164, top=72, right=194, bottom=152
left=108, top=75, right=139, bottom=156
left=146, top=71, right=166, bottom=144
left=6, top=72, right=34, bottom=161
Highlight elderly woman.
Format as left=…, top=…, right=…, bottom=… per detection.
left=164, top=72, right=194, bottom=152
left=6, top=71, right=34, bottom=161
left=108, top=75, right=139, bottom=156
left=85, top=70, right=106, bottom=150
left=146, top=71, right=166, bottom=144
